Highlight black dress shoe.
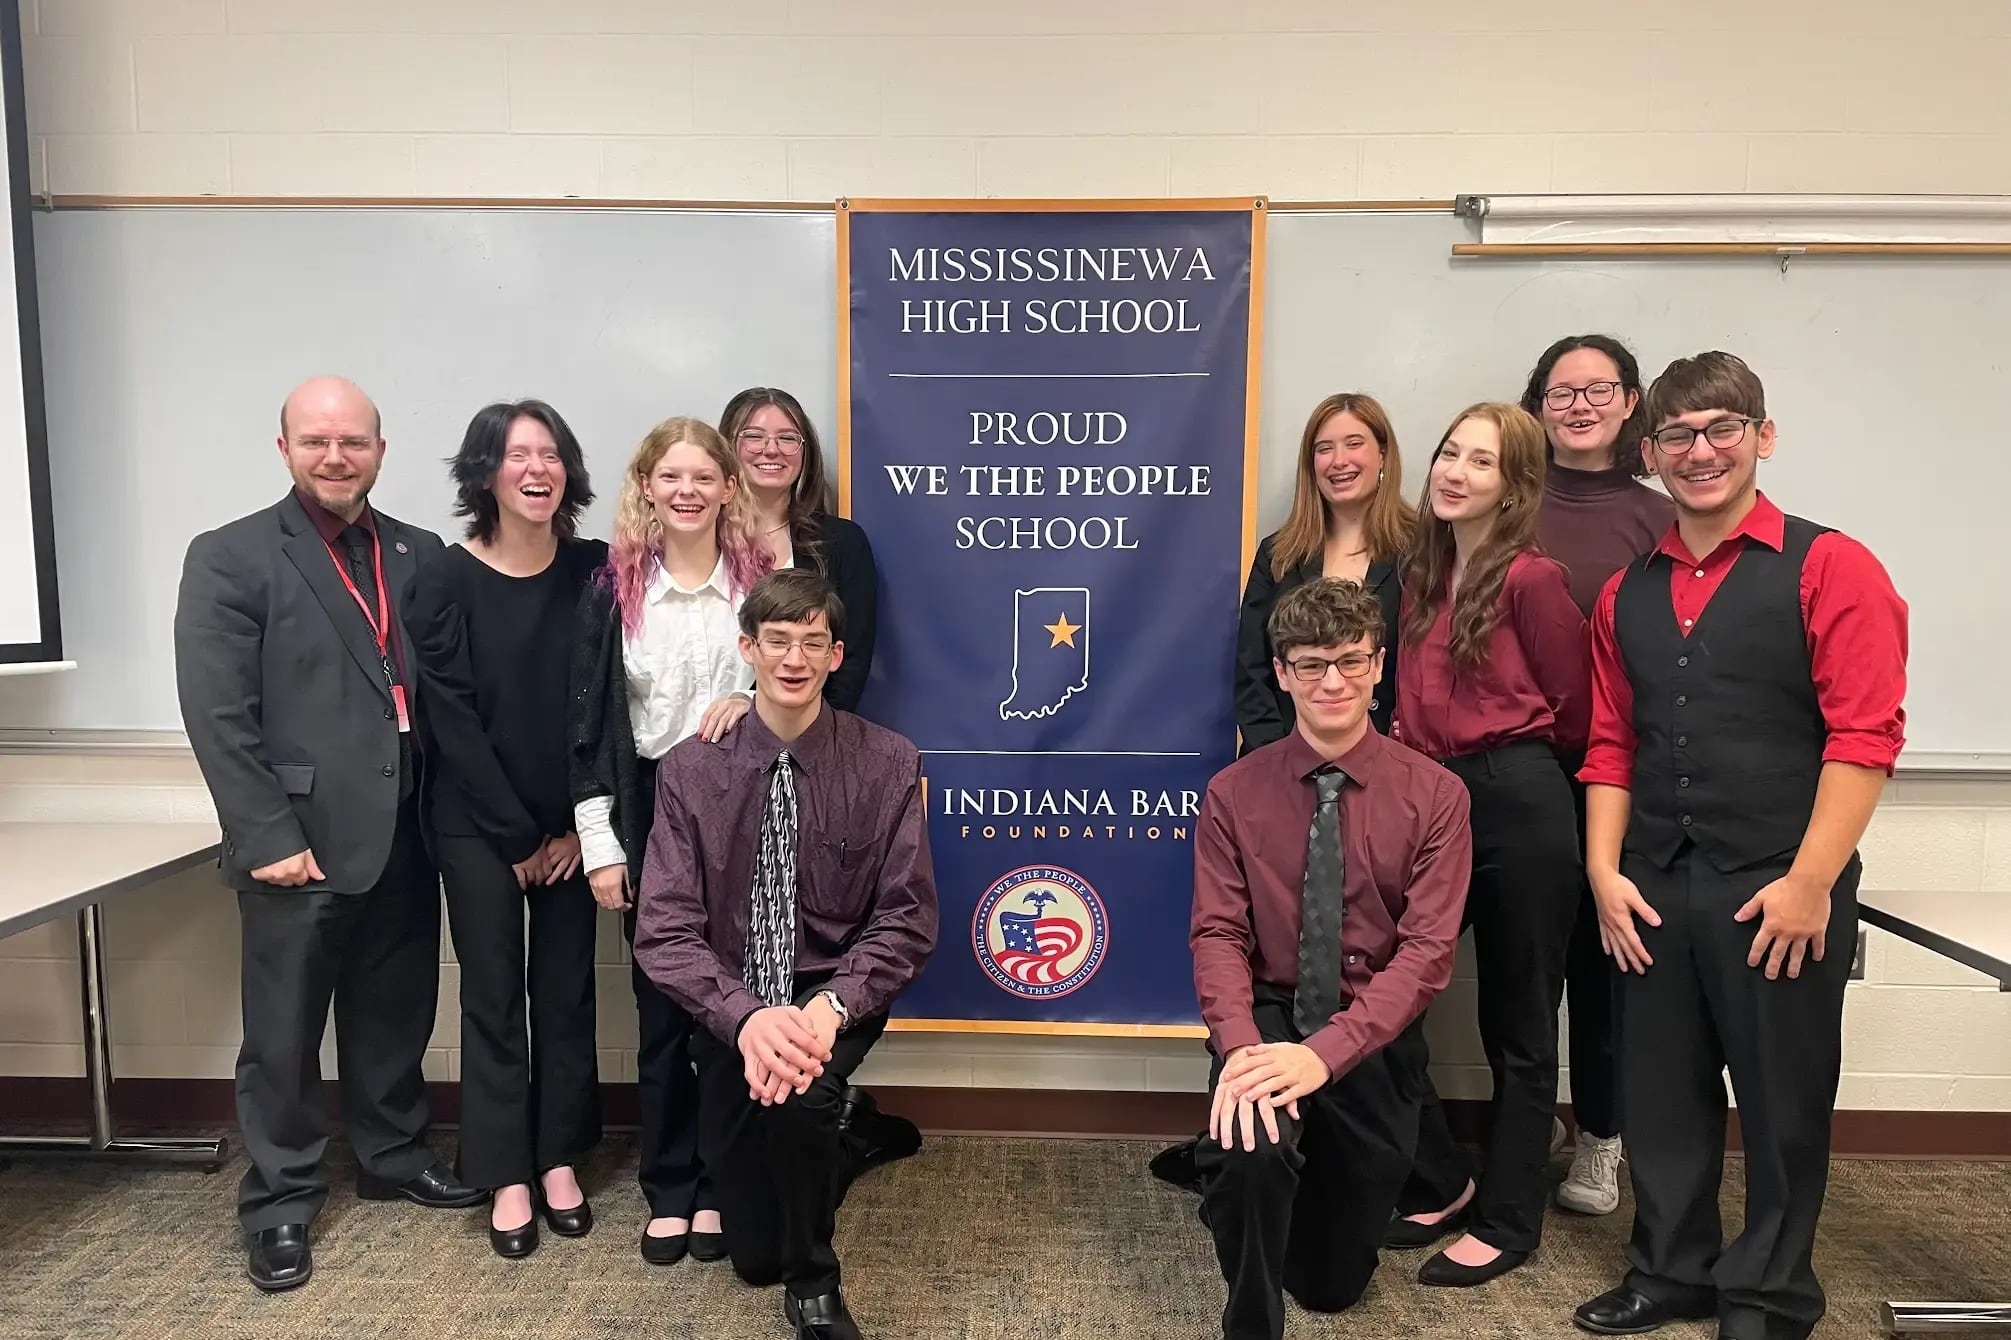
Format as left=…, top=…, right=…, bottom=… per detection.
left=246, top=1224, right=312, bottom=1291
left=539, top=1195, right=592, bottom=1238
left=1382, top=1202, right=1470, bottom=1249
left=489, top=1214, right=539, bottom=1259
left=358, top=1163, right=489, bottom=1210
left=1573, top=1286, right=1717, bottom=1335
left=689, top=1228, right=727, bottom=1261
left=1418, top=1244, right=1529, bottom=1287
left=640, top=1228, right=688, bottom=1266
left=1148, top=1136, right=1205, bottom=1193
left=839, top=1086, right=922, bottom=1173
left=784, top=1288, right=863, bottom=1340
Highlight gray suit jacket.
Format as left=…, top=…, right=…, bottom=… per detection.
left=174, top=491, right=446, bottom=893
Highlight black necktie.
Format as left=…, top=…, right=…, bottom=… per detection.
left=337, top=524, right=373, bottom=594
left=1294, top=765, right=1348, bottom=1038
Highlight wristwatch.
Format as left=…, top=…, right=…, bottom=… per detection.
left=818, top=990, right=850, bottom=1029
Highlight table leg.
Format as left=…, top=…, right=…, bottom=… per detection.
left=1883, top=1302, right=2011, bottom=1334
left=0, top=903, right=226, bottom=1170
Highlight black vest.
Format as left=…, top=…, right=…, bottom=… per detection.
left=1614, top=514, right=1830, bottom=873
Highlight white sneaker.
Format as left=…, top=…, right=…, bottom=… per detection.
left=1556, top=1132, right=1623, bottom=1215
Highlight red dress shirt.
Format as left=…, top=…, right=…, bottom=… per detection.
left=1580, top=492, right=1908, bottom=790
left=1190, top=726, right=1472, bottom=1080
left=1395, top=550, right=1591, bottom=761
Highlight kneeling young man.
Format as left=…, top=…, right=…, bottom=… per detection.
left=1572, top=352, right=1907, bottom=1340
left=1191, top=578, right=1473, bottom=1340
left=634, top=570, right=939, bottom=1340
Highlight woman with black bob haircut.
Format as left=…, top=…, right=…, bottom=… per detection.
left=719, top=387, right=880, bottom=713
left=409, top=397, right=607, bottom=1259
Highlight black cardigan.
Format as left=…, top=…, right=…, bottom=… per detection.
left=1233, top=531, right=1401, bottom=755
left=568, top=574, right=655, bottom=885
left=791, top=512, right=878, bottom=713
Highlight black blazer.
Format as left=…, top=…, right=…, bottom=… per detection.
left=567, top=574, right=655, bottom=887
left=1233, top=531, right=1401, bottom=755
left=174, top=492, right=446, bottom=892
left=792, top=512, right=878, bottom=713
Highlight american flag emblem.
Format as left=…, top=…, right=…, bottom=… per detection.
left=972, top=865, right=1110, bottom=1001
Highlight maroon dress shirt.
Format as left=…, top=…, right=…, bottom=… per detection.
left=633, top=703, right=940, bottom=1044
left=1395, top=549, right=1591, bottom=761
left=1191, top=726, right=1473, bottom=1080
left=1581, top=491, right=1908, bottom=789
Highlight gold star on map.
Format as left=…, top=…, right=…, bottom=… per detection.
left=1046, top=613, right=1081, bottom=648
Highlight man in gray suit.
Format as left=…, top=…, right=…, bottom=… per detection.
left=175, top=376, right=483, bottom=1292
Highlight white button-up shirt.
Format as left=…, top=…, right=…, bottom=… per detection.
left=575, top=555, right=753, bottom=875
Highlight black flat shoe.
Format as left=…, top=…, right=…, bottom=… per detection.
left=785, top=1288, right=863, bottom=1340
left=640, top=1228, right=688, bottom=1265
left=357, top=1163, right=488, bottom=1210
left=489, top=1214, right=538, bottom=1259
left=1419, top=1244, right=1529, bottom=1287
left=1383, top=1201, right=1470, bottom=1249
left=539, top=1196, right=592, bottom=1237
left=689, top=1228, right=727, bottom=1261
left=1573, top=1286, right=1718, bottom=1335
left=246, top=1223, right=312, bottom=1291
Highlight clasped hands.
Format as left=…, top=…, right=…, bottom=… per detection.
left=738, top=995, right=844, bottom=1107
left=1208, top=1041, right=1330, bottom=1151
left=511, top=832, right=585, bottom=890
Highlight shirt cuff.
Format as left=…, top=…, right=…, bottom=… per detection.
left=1210, top=1016, right=1263, bottom=1059
left=1302, top=1023, right=1357, bottom=1082
left=1576, top=747, right=1633, bottom=790
left=1822, top=733, right=1902, bottom=775
left=574, top=795, right=625, bottom=874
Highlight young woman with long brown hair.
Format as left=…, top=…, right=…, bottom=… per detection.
left=1235, top=392, right=1415, bottom=749
left=1383, top=402, right=1589, bottom=1288
left=570, top=417, right=773, bottom=1266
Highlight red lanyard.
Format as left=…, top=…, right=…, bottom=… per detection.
left=322, top=527, right=391, bottom=661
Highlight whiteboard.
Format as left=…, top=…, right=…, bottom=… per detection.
left=1, top=205, right=2000, bottom=770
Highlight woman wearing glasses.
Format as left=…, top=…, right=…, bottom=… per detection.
left=1385, top=402, right=1588, bottom=1289
left=719, top=388, right=879, bottom=713
left=1235, top=392, right=1415, bottom=751
left=1521, top=335, right=1676, bottom=1219
left=570, top=417, right=774, bottom=1266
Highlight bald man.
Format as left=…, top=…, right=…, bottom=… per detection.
left=175, top=378, right=482, bottom=1292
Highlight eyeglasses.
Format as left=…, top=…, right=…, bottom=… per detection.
left=754, top=634, right=835, bottom=659
left=1284, top=652, right=1376, bottom=683
left=1651, top=417, right=1757, bottom=454
left=1543, top=381, right=1621, bottom=410
left=737, top=428, right=805, bottom=454
left=293, top=435, right=376, bottom=452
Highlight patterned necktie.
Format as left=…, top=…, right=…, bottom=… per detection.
left=746, top=750, right=800, bottom=1008
left=1293, top=765, right=1348, bottom=1039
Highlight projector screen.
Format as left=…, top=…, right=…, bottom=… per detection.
left=0, top=3, right=60, bottom=667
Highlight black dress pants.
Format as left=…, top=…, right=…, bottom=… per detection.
left=1564, top=778, right=1623, bottom=1138
left=690, top=981, right=887, bottom=1300
left=234, top=800, right=441, bottom=1232
left=1196, top=988, right=1427, bottom=1340
left=438, top=834, right=601, bottom=1190
left=1397, top=739, right=1580, bottom=1254
left=1619, top=845, right=1857, bottom=1340
left=627, top=905, right=713, bottom=1219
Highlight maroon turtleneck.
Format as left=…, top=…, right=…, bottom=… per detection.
left=1536, top=461, right=1677, bottom=616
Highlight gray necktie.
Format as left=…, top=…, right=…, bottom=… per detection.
left=1294, top=766, right=1348, bottom=1038
left=745, top=750, right=799, bottom=1008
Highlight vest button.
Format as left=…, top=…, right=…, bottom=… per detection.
left=1680, top=814, right=1693, bottom=826
left=1679, top=776, right=1690, bottom=787
left=1676, top=735, right=1688, bottom=747
left=1677, top=655, right=1690, bottom=668
left=1675, top=695, right=1688, bottom=707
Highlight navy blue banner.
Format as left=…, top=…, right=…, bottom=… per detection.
left=841, top=201, right=1261, bottom=1027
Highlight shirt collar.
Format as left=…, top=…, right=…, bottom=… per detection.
left=737, top=699, right=837, bottom=773
left=647, top=553, right=734, bottom=604
left=1653, top=490, right=1784, bottom=566
left=295, top=488, right=376, bottom=545
left=1279, top=721, right=1386, bottom=786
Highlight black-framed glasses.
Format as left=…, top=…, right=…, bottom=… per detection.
left=1651, top=417, right=1757, bottom=454
left=1284, top=651, right=1376, bottom=683
left=1543, top=381, right=1621, bottom=410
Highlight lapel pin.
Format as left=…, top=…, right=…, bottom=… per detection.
left=395, top=541, right=408, bottom=554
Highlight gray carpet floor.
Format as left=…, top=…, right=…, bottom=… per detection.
left=2, top=1136, right=2007, bottom=1338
